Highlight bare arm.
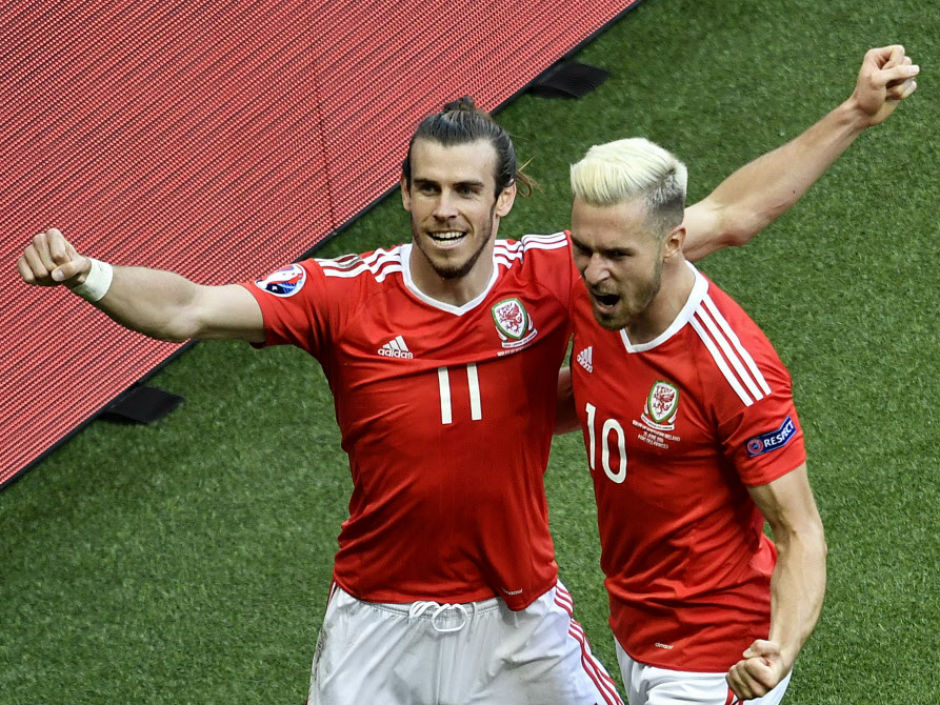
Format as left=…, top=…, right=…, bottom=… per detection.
left=726, top=463, right=827, bottom=700
left=17, top=228, right=265, bottom=343
left=554, top=366, right=579, bottom=434
left=683, top=45, right=919, bottom=261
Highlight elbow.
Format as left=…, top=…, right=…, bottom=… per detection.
left=143, top=314, right=201, bottom=343
left=775, top=517, right=828, bottom=561
left=720, top=228, right=756, bottom=249
left=807, top=512, right=828, bottom=558
left=720, top=213, right=777, bottom=248
left=808, top=530, right=829, bottom=568
left=817, top=526, right=829, bottom=561
left=554, top=367, right=578, bottom=434
left=162, top=331, right=195, bottom=344
left=712, top=199, right=789, bottom=248
left=103, top=313, right=194, bottom=343
left=141, top=326, right=194, bottom=344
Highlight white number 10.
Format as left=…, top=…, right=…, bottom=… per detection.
left=585, top=402, right=627, bottom=483
left=438, top=364, right=482, bottom=424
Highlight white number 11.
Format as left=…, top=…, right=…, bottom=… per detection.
left=438, top=364, right=482, bottom=424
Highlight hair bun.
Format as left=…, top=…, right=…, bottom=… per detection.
left=442, top=96, right=476, bottom=112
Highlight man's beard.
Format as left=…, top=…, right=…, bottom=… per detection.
left=630, top=256, right=663, bottom=319
left=595, top=252, right=664, bottom=331
left=411, top=208, right=495, bottom=280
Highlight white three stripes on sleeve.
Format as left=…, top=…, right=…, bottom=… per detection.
left=689, top=294, right=771, bottom=407
left=318, top=248, right=403, bottom=281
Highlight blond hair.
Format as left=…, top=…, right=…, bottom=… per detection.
left=570, top=137, right=687, bottom=233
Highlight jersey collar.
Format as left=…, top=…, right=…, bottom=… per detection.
left=620, top=262, right=707, bottom=353
left=399, top=243, right=500, bottom=316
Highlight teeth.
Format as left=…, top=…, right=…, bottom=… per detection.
left=430, top=231, right=464, bottom=241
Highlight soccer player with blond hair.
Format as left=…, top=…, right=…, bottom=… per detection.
left=568, top=135, right=822, bottom=705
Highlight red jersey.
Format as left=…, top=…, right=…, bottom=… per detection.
left=241, top=234, right=575, bottom=609
left=571, top=263, right=806, bottom=670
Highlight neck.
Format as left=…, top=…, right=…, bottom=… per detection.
left=627, top=257, right=694, bottom=344
left=408, top=244, right=496, bottom=306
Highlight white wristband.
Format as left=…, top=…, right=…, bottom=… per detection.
left=70, top=258, right=114, bottom=302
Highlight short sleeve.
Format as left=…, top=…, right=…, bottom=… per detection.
left=718, top=364, right=807, bottom=486
left=238, top=259, right=344, bottom=358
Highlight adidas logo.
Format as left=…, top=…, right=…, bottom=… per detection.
left=576, top=346, right=593, bottom=373
left=378, top=335, right=414, bottom=359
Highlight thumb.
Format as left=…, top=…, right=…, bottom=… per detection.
left=52, top=254, right=91, bottom=284
left=743, top=639, right=780, bottom=660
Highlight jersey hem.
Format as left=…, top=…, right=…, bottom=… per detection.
left=331, top=571, right=559, bottom=611
left=614, top=632, right=748, bottom=673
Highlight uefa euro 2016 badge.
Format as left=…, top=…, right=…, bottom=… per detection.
left=255, top=263, right=306, bottom=297
left=491, top=298, right=537, bottom=349
left=634, top=380, right=681, bottom=450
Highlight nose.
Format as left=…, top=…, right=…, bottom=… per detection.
left=581, top=254, right=609, bottom=285
left=433, top=190, right=458, bottom=221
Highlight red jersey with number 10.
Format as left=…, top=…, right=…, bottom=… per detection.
left=240, top=234, right=575, bottom=609
left=571, top=263, right=806, bottom=670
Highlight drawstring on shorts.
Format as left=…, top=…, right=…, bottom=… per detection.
left=408, top=601, right=471, bottom=633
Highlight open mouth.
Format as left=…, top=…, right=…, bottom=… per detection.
left=429, top=230, right=466, bottom=243
left=591, top=291, right=620, bottom=308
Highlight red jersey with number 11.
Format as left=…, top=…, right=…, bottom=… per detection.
left=571, top=263, right=806, bottom=670
left=240, top=234, right=575, bottom=609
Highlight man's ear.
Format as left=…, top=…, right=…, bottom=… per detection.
left=401, top=177, right=412, bottom=212
left=664, top=224, right=686, bottom=259
left=495, top=182, right=517, bottom=218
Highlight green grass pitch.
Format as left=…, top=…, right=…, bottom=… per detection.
left=2, top=0, right=937, bottom=702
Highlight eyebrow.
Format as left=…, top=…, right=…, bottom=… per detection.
left=570, top=237, right=632, bottom=257
left=413, top=177, right=486, bottom=190
left=569, top=235, right=591, bottom=251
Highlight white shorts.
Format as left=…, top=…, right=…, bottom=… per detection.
left=308, top=580, right=623, bottom=705
left=615, top=642, right=791, bottom=705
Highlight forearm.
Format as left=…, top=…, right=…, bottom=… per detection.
left=19, top=228, right=265, bottom=342
left=554, top=366, right=579, bottom=434
left=686, top=46, right=918, bottom=262
left=80, top=264, right=209, bottom=342
left=717, top=98, right=868, bottom=237
left=767, top=526, right=828, bottom=669
left=684, top=99, right=871, bottom=262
